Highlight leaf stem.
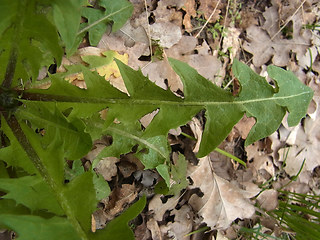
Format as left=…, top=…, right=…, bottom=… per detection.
left=2, top=49, right=18, bottom=89
left=1, top=0, right=26, bottom=89
left=4, top=114, right=88, bottom=240
left=214, top=147, right=246, bottom=167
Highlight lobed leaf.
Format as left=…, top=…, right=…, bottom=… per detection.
left=81, top=0, right=133, bottom=46
left=51, top=0, right=82, bottom=52
left=22, top=57, right=313, bottom=171
left=0, top=176, right=63, bottom=215
left=169, top=58, right=313, bottom=156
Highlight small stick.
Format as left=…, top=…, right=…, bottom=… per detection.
left=195, top=0, right=221, bottom=38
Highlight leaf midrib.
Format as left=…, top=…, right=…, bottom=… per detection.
left=22, top=90, right=310, bottom=106
left=108, top=127, right=167, bottom=159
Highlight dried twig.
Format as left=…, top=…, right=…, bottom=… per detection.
left=195, top=0, right=221, bottom=38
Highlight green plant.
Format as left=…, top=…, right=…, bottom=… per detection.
left=268, top=191, right=320, bottom=240
left=228, top=0, right=242, bottom=26
left=195, top=14, right=227, bottom=39
left=0, top=1, right=314, bottom=240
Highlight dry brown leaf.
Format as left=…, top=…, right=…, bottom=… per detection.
left=95, top=157, right=119, bottom=181
left=187, top=157, right=255, bottom=229
left=148, top=194, right=180, bottom=221
left=198, top=0, right=222, bottom=23
left=246, top=143, right=275, bottom=182
left=233, top=115, right=256, bottom=140
left=153, top=0, right=184, bottom=25
left=150, top=22, right=182, bottom=48
left=135, top=215, right=152, bottom=240
left=166, top=36, right=222, bottom=82
left=243, top=6, right=312, bottom=67
left=257, top=189, right=278, bottom=211
left=159, top=205, right=193, bottom=239
left=104, top=184, right=138, bottom=222
left=147, top=219, right=162, bottom=240
left=182, top=0, right=197, bottom=32
left=280, top=115, right=320, bottom=176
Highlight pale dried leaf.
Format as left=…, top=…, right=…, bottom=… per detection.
left=95, top=157, right=119, bottom=181
left=160, top=205, right=193, bottom=240
left=188, top=157, right=255, bottom=229
left=244, top=7, right=311, bottom=67
left=147, top=219, right=162, bottom=240
left=149, top=194, right=180, bottom=221
left=150, top=22, right=182, bottom=48
left=257, top=189, right=278, bottom=211
left=198, top=0, right=222, bottom=23
left=182, top=0, right=197, bottom=32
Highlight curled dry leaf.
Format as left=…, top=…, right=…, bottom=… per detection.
left=187, top=157, right=255, bottom=229
left=146, top=218, right=162, bottom=240
left=182, top=0, right=197, bottom=32
left=159, top=205, right=193, bottom=240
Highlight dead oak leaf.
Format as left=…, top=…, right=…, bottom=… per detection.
left=182, top=0, right=197, bottom=32
left=159, top=205, right=193, bottom=240
left=243, top=7, right=311, bottom=67
left=187, top=157, right=255, bottom=229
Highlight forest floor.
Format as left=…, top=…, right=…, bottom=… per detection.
left=72, top=0, right=320, bottom=239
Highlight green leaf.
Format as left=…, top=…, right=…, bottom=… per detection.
left=0, top=215, right=79, bottom=240
left=81, top=0, right=133, bottom=45
left=0, top=161, right=9, bottom=178
left=16, top=102, right=92, bottom=160
left=0, top=117, right=101, bottom=238
left=23, top=57, right=312, bottom=166
left=100, top=0, right=133, bottom=32
left=92, top=172, right=111, bottom=200
left=169, top=58, right=313, bottom=156
left=52, top=0, right=82, bottom=52
left=167, top=154, right=189, bottom=195
left=93, top=122, right=171, bottom=184
left=232, top=59, right=313, bottom=146
left=267, top=65, right=313, bottom=126
left=61, top=171, right=97, bottom=233
left=0, top=176, right=63, bottom=215
left=0, top=0, right=63, bottom=85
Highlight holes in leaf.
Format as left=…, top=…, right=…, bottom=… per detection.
left=140, top=109, right=159, bottom=129
left=281, top=21, right=293, bottom=40
left=138, top=55, right=151, bottom=61
left=35, top=128, right=46, bottom=136
left=148, top=12, right=155, bottom=24
left=62, top=107, right=73, bottom=117
left=48, top=63, right=57, bottom=74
